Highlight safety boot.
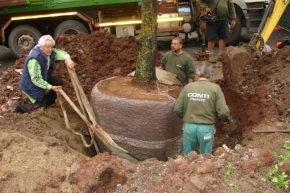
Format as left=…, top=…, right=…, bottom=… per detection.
left=208, top=54, right=216, bottom=63
left=217, top=53, right=223, bottom=62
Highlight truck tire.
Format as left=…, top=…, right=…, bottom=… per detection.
left=226, top=16, right=242, bottom=46
left=53, top=20, right=89, bottom=38
left=8, top=25, right=42, bottom=58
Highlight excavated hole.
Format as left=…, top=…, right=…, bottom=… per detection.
left=213, top=82, right=243, bottom=150
left=213, top=79, right=267, bottom=151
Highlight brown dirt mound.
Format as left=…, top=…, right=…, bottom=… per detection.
left=221, top=46, right=290, bottom=135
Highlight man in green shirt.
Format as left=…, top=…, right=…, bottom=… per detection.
left=196, top=0, right=236, bottom=62
left=16, top=35, right=75, bottom=113
left=174, top=62, right=230, bottom=156
left=161, top=37, right=195, bottom=86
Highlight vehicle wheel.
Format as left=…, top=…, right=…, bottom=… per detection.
left=53, top=20, right=89, bottom=38
left=226, top=16, right=242, bottom=46
left=8, top=25, right=42, bottom=58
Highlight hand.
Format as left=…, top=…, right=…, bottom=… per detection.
left=65, top=57, right=75, bottom=69
left=205, top=7, right=212, bottom=14
left=51, top=86, right=62, bottom=92
left=231, top=20, right=236, bottom=28
left=188, top=78, right=194, bottom=83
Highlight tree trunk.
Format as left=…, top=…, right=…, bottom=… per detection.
left=134, top=0, right=158, bottom=82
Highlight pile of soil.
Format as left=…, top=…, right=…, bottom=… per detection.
left=0, top=32, right=290, bottom=193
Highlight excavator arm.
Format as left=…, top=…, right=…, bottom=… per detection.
left=248, top=0, right=290, bottom=52
left=221, top=0, right=289, bottom=89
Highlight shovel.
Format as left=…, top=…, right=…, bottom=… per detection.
left=58, top=67, right=140, bottom=162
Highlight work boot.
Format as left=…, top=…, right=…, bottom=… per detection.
left=217, top=54, right=223, bottom=62
left=209, top=54, right=216, bottom=63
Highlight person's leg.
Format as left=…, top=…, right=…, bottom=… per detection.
left=197, top=124, right=216, bottom=154
left=218, top=39, right=226, bottom=51
left=217, top=20, right=230, bottom=58
left=208, top=41, right=215, bottom=51
left=218, top=39, right=226, bottom=61
left=183, top=123, right=198, bottom=156
left=44, top=77, right=63, bottom=107
left=205, top=22, right=219, bottom=63
left=15, top=100, right=44, bottom=113
left=208, top=41, right=216, bottom=62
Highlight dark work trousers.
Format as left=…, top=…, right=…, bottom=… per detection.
left=16, top=77, right=63, bottom=113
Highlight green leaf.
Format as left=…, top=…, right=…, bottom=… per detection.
left=229, top=182, right=236, bottom=187
left=284, top=140, right=290, bottom=150
left=280, top=152, right=290, bottom=162
left=224, top=170, right=231, bottom=177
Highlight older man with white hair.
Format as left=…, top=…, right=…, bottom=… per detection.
left=16, top=34, right=75, bottom=113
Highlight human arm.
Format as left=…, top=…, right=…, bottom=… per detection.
left=228, top=0, right=236, bottom=22
left=51, top=86, right=62, bottom=92
left=161, top=54, right=167, bottom=70
left=27, top=59, right=62, bottom=95
left=215, top=88, right=230, bottom=122
left=230, top=20, right=236, bottom=28
left=64, top=57, right=75, bottom=69
left=27, top=59, right=52, bottom=91
left=53, top=48, right=75, bottom=69
left=174, top=89, right=185, bottom=119
left=188, top=78, right=194, bottom=83
left=24, top=59, right=54, bottom=103
left=185, top=56, right=195, bottom=82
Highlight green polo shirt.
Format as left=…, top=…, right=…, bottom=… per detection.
left=174, top=80, right=230, bottom=124
left=161, top=51, right=195, bottom=86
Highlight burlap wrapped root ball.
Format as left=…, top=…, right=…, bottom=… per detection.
left=90, top=77, right=183, bottom=161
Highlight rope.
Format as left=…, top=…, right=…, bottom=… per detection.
left=138, top=80, right=177, bottom=101
left=57, top=93, right=94, bottom=148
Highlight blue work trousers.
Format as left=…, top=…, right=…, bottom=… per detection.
left=183, top=122, right=216, bottom=156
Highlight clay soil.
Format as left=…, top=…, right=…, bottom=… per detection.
left=0, top=32, right=290, bottom=193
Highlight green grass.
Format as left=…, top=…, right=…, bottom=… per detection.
left=267, top=162, right=290, bottom=190
left=267, top=140, right=290, bottom=190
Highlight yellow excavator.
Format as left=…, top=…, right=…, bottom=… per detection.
left=221, top=0, right=289, bottom=87
left=248, top=0, right=289, bottom=53
left=196, top=0, right=289, bottom=61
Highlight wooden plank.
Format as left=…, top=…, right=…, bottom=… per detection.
left=253, top=130, right=290, bottom=133
left=0, top=0, right=28, bottom=8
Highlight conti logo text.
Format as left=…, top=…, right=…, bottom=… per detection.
left=187, top=93, right=209, bottom=102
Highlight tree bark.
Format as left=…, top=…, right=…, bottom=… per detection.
left=134, top=0, right=158, bottom=82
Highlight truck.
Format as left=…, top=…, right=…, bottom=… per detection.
left=0, top=0, right=269, bottom=58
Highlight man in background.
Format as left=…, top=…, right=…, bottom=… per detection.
left=161, top=37, right=195, bottom=86
left=196, top=0, right=236, bottom=62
